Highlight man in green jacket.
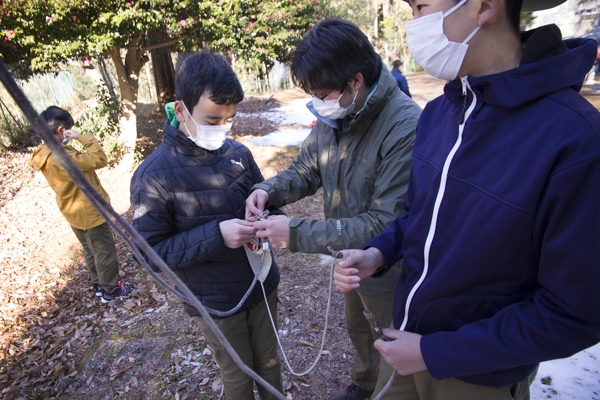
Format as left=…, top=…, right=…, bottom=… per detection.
left=245, top=18, right=421, bottom=400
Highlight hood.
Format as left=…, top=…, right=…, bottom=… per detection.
left=307, top=64, right=401, bottom=130
left=444, top=25, right=597, bottom=109
left=28, top=145, right=52, bottom=171
left=165, top=102, right=179, bottom=128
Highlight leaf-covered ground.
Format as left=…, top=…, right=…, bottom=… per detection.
left=0, top=87, right=355, bottom=400
left=3, top=75, right=599, bottom=400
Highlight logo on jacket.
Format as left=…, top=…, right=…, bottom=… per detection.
left=231, top=158, right=244, bottom=169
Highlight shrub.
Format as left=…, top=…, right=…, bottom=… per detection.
left=74, top=84, right=122, bottom=167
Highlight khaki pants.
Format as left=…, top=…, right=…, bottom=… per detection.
left=344, top=291, right=394, bottom=391
left=374, top=355, right=537, bottom=400
left=197, top=290, right=283, bottom=400
left=71, top=222, right=119, bottom=291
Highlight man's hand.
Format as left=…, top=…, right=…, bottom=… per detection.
left=254, top=215, right=290, bottom=248
left=63, top=128, right=82, bottom=140
left=219, top=219, right=257, bottom=249
left=374, top=329, right=426, bottom=375
left=245, top=189, right=269, bottom=221
left=333, top=247, right=384, bottom=292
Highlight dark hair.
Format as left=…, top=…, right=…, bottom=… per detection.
left=291, top=18, right=383, bottom=94
left=175, top=51, right=244, bottom=111
left=392, top=60, right=403, bottom=69
left=451, top=0, right=522, bottom=35
left=505, top=0, right=524, bottom=35
left=40, top=106, right=74, bottom=132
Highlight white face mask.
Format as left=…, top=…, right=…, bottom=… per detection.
left=311, top=85, right=359, bottom=119
left=406, top=0, right=480, bottom=81
left=181, top=103, right=231, bottom=151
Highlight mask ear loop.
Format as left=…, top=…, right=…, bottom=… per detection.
left=443, top=0, right=468, bottom=18
left=180, top=102, right=199, bottom=139
left=462, top=25, right=481, bottom=44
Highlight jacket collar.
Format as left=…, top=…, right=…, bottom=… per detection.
left=307, top=64, right=401, bottom=132
left=443, top=24, right=597, bottom=110
left=162, top=122, right=220, bottom=156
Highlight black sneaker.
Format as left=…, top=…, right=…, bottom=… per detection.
left=92, top=281, right=103, bottom=297
left=101, top=278, right=136, bottom=303
left=331, top=384, right=373, bottom=400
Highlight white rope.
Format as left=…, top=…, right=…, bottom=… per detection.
left=260, top=253, right=335, bottom=376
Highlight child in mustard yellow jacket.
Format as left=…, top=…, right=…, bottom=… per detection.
left=29, top=106, right=135, bottom=303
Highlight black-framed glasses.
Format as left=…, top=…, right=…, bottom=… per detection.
left=310, top=82, right=350, bottom=102
left=310, top=90, right=334, bottom=101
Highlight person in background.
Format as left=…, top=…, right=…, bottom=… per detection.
left=391, top=60, right=412, bottom=98
left=130, top=51, right=283, bottom=400
left=245, top=18, right=421, bottom=400
left=333, top=0, right=600, bottom=399
left=29, top=106, right=136, bottom=303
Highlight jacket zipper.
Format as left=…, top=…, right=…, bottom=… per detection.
left=209, top=153, right=239, bottom=215
left=399, top=76, right=477, bottom=331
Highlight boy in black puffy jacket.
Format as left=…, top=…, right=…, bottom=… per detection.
left=130, top=51, right=283, bottom=399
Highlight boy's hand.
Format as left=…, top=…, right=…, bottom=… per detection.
left=254, top=215, right=290, bottom=248
left=219, top=219, right=257, bottom=249
left=245, top=189, right=269, bottom=221
left=63, top=129, right=82, bottom=140
left=333, top=247, right=384, bottom=292
left=374, top=330, right=426, bottom=375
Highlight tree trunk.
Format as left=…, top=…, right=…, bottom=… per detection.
left=107, top=44, right=144, bottom=171
left=151, top=47, right=176, bottom=110
left=98, top=57, right=119, bottom=105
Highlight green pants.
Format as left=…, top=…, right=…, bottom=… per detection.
left=374, top=352, right=537, bottom=400
left=197, top=289, right=283, bottom=400
left=71, top=222, right=119, bottom=291
left=344, top=291, right=394, bottom=391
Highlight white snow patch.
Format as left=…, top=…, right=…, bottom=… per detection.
left=251, top=128, right=312, bottom=146
left=531, top=343, right=600, bottom=399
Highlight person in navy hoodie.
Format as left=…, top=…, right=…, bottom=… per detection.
left=333, top=0, right=600, bottom=399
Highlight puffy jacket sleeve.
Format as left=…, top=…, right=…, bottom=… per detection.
left=70, top=133, right=108, bottom=171
left=130, top=170, right=224, bottom=271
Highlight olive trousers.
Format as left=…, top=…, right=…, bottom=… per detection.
left=197, top=290, right=283, bottom=400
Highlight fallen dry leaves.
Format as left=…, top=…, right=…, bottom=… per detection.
left=0, top=91, right=357, bottom=400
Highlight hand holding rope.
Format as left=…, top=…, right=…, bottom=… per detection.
left=327, top=246, right=396, bottom=400
left=327, top=246, right=393, bottom=342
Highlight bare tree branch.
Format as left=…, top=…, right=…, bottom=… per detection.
left=141, top=27, right=200, bottom=52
